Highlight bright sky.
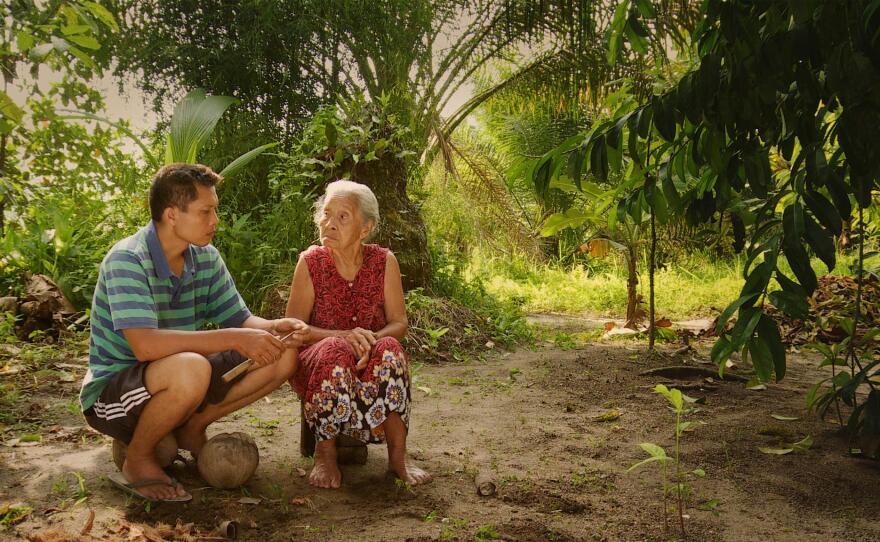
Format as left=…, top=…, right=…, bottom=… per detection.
left=12, top=63, right=471, bottom=138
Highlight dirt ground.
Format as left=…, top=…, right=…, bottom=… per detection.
left=3, top=326, right=880, bottom=542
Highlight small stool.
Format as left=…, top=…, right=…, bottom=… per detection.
left=300, top=402, right=368, bottom=465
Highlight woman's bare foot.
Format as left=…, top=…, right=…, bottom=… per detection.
left=310, top=439, right=342, bottom=488
left=381, top=412, right=432, bottom=486
left=174, top=424, right=207, bottom=457
left=121, top=454, right=188, bottom=500
left=388, top=444, right=432, bottom=486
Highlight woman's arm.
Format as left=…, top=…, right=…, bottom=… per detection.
left=375, top=251, right=408, bottom=340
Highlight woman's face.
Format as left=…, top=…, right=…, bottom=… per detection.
left=318, top=195, right=371, bottom=250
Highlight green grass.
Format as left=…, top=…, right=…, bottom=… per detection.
left=468, top=250, right=744, bottom=320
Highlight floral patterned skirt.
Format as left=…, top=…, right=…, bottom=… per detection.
left=291, top=336, right=410, bottom=443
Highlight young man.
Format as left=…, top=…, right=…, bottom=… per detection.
left=80, top=164, right=304, bottom=501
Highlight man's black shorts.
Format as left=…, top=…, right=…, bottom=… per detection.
left=83, top=350, right=247, bottom=443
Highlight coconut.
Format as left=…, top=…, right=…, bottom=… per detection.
left=197, top=432, right=259, bottom=489
left=112, top=433, right=178, bottom=471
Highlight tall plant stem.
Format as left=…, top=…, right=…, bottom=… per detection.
left=645, top=130, right=656, bottom=349
left=675, top=409, right=685, bottom=537
left=662, top=460, right=669, bottom=532
left=0, top=132, right=7, bottom=234
left=848, top=205, right=865, bottom=369
left=840, top=205, right=878, bottom=401
left=649, top=199, right=656, bottom=350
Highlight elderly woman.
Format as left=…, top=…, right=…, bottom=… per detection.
left=285, top=180, right=431, bottom=489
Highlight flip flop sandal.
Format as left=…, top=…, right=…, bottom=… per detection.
left=108, top=471, right=192, bottom=502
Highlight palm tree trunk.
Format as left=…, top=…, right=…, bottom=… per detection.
left=624, top=247, right=639, bottom=329
left=349, top=155, right=431, bottom=290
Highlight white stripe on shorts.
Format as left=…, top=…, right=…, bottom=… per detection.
left=92, top=387, right=150, bottom=421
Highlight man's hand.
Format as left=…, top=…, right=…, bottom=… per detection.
left=273, top=318, right=309, bottom=348
left=345, top=328, right=376, bottom=370
left=235, top=328, right=284, bottom=367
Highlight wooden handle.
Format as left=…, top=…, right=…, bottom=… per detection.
left=221, top=359, right=254, bottom=383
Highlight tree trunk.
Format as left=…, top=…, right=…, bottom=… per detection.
left=348, top=155, right=431, bottom=290
left=649, top=206, right=656, bottom=349
left=0, top=133, right=8, bottom=235
left=624, top=248, right=639, bottom=329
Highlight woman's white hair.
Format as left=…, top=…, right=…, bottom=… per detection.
left=313, top=180, right=380, bottom=239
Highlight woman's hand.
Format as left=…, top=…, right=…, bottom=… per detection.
left=344, top=327, right=376, bottom=369
left=272, top=318, right=310, bottom=348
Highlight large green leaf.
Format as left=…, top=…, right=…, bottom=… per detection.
left=783, top=242, right=818, bottom=294
left=748, top=335, right=773, bottom=382
left=165, top=89, right=236, bottom=164
left=83, top=1, right=120, bottom=31
left=590, top=136, right=608, bottom=180
left=740, top=259, right=774, bottom=298
left=803, top=190, right=842, bottom=236
left=540, top=209, right=591, bottom=236
left=607, top=0, right=630, bottom=65
left=652, top=95, right=677, bottom=142
left=730, top=307, right=762, bottom=348
left=756, top=314, right=786, bottom=381
left=803, top=214, right=836, bottom=270
left=68, top=45, right=97, bottom=71
left=711, top=335, right=736, bottom=372
left=566, top=147, right=586, bottom=191
left=533, top=157, right=552, bottom=200
left=66, top=34, right=100, bottom=50
left=716, top=292, right=759, bottom=334
left=774, top=268, right=806, bottom=297
left=824, top=170, right=852, bottom=220
left=0, top=91, right=24, bottom=125
left=768, top=290, right=809, bottom=319
left=218, top=142, right=278, bottom=179
left=782, top=202, right=805, bottom=250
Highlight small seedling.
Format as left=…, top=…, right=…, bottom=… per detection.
left=627, top=384, right=704, bottom=538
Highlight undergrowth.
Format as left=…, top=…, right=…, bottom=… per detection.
left=467, top=249, right=745, bottom=320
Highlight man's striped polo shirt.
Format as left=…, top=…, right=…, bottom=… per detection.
left=79, top=221, right=251, bottom=411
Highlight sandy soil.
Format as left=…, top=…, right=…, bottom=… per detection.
left=3, top=335, right=880, bottom=541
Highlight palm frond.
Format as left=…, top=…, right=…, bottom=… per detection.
left=218, top=142, right=278, bottom=179
left=437, top=127, right=546, bottom=258
left=165, top=89, right=237, bottom=164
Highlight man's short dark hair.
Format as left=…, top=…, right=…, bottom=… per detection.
left=149, top=164, right=221, bottom=222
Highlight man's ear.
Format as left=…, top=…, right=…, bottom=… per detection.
left=163, top=206, right=177, bottom=225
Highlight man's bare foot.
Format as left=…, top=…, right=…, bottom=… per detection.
left=310, top=439, right=342, bottom=489
left=121, top=455, right=188, bottom=500
left=388, top=444, right=432, bottom=486
left=174, top=424, right=207, bottom=457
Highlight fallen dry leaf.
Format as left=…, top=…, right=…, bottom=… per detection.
left=592, top=409, right=621, bottom=423
left=80, top=509, right=95, bottom=536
